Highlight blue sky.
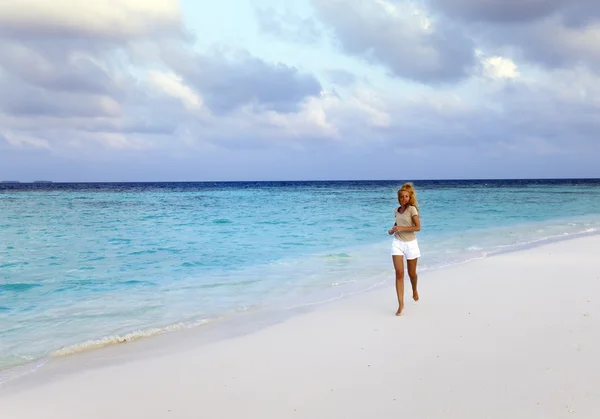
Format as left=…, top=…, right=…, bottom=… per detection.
left=0, top=0, right=599, bottom=181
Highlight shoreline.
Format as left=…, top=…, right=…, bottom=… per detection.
left=2, top=183, right=599, bottom=380
left=2, top=234, right=600, bottom=418
left=2, top=229, right=600, bottom=389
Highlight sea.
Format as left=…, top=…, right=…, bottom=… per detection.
left=1, top=179, right=600, bottom=383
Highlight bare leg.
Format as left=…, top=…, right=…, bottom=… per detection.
left=392, top=255, right=405, bottom=315
left=407, top=258, right=419, bottom=301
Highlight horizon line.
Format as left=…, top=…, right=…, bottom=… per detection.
left=2, top=177, right=600, bottom=184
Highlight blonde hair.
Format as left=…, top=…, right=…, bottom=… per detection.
left=397, top=182, right=418, bottom=211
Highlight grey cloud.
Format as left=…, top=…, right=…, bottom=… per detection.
left=311, top=0, right=475, bottom=83
left=0, top=79, right=179, bottom=154
left=0, top=82, right=119, bottom=119
left=485, top=17, right=600, bottom=71
left=426, top=0, right=565, bottom=23
left=419, top=0, right=600, bottom=73
left=4, top=71, right=600, bottom=180
left=502, top=26, right=600, bottom=70
left=309, top=0, right=600, bottom=80
left=0, top=7, right=185, bottom=151
left=0, top=19, right=179, bottom=42
left=0, top=73, right=177, bottom=138
left=2, top=0, right=599, bottom=181
left=0, top=40, right=126, bottom=120
left=560, top=2, right=600, bottom=27
left=426, top=0, right=600, bottom=26
left=0, top=27, right=323, bottom=154
left=164, top=50, right=322, bottom=114
left=255, top=8, right=322, bottom=44
left=388, top=75, right=600, bottom=158
left=495, top=80, right=600, bottom=147
left=0, top=40, right=119, bottom=95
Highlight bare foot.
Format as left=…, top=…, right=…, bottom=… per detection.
left=413, top=290, right=419, bottom=301
left=395, top=305, right=403, bottom=316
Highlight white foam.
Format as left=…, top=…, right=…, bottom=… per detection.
left=330, top=280, right=357, bottom=287
left=51, top=319, right=211, bottom=358
left=466, top=246, right=482, bottom=251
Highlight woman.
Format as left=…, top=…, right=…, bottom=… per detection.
left=387, top=182, right=421, bottom=316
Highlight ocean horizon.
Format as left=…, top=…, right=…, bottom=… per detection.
left=2, top=177, right=599, bottom=183
left=2, top=178, right=600, bottom=383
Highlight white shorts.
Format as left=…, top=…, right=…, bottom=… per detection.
left=391, top=237, right=421, bottom=260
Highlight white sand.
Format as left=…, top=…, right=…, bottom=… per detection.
left=2, top=235, right=600, bottom=418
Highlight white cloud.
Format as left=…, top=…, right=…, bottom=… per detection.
left=147, top=70, right=206, bottom=113
left=476, top=51, right=520, bottom=80
left=0, top=0, right=181, bottom=40
left=92, top=132, right=152, bottom=150
left=169, top=86, right=392, bottom=149
left=1, top=130, right=51, bottom=149
left=261, top=93, right=340, bottom=139
left=373, top=0, right=433, bottom=31
left=260, top=87, right=391, bottom=140
left=350, top=87, right=391, bottom=127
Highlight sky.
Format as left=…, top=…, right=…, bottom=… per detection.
left=0, top=0, right=599, bottom=181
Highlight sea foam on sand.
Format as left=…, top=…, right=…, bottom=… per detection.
left=2, top=235, right=600, bottom=418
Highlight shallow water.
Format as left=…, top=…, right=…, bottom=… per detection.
left=1, top=179, right=600, bottom=379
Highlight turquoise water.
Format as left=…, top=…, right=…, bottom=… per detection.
left=1, top=180, right=600, bottom=380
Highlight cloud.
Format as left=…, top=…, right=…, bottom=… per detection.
left=154, top=86, right=392, bottom=150
left=162, top=48, right=323, bottom=114
left=265, top=87, right=391, bottom=140
left=0, top=40, right=119, bottom=95
left=0, top=58, right=122, bottom=119
left=311, top=0, right=476, bottom=83
left=147, top=70, right=206, bottom=113
left=424, top=0, right=600, bottom=72
left=309, top=0, right=600, bottom=78
left=387, top=66, right=600, bottom=159
left=497, top=17, right=600, bottom=70
left=497, top=68, right=600, bottom=146
left=426, top=0, right=566, bottom=23
left=0, top=0, right=186, bottom=153
left=0, top=130, right=51, bottom=150
left=0, top=0, right=182, bottom=41
left=476, top=52, right=520, bottom=80
left=255, top=7, right=322, bottom=44
left=1, top=90, right=121, bottom=119
left=0, top=0, right=326, bottom=155
left=1, top=0, right=599, bottom=181
left=426, top=0, right=600, bottom=26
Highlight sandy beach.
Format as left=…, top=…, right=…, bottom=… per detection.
left=2, top=234, right=600, bottom=418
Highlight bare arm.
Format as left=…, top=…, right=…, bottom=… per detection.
left=388, top=222, right=397, bottom=235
